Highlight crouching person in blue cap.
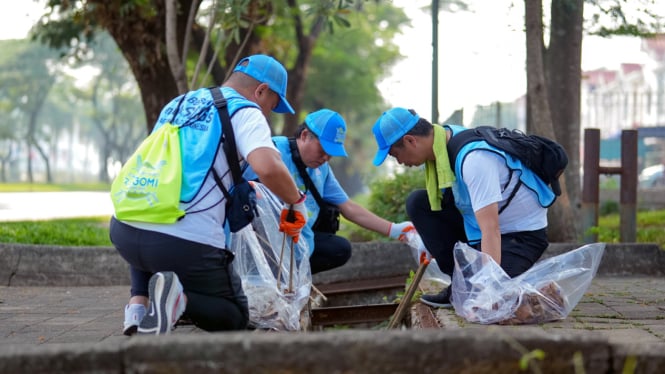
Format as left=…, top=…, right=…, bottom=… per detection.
left=244, top=109, right=414, bottom=274
left=370, top=107, right=552, bottom=308
left=111, top=54, right=307, bottom=335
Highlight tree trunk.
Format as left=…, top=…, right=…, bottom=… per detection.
left=89, top=0, right=197, bottom=133
left=281, top=0, right=327, bottom=136
left=525, top=0, right=577, bottom=242
left=26, top=140, right=33, bottom=183
left=547, top=0, right=584, bottom=240
left=32, top=140, right=52, bottom=183
left=165, top=0, right=189, bottom=93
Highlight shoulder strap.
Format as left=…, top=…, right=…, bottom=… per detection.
left=288, top=138, right=325, bottom=207
left=209, top=87, right=242, bottom=183
left=446, top=126, right=520, bottom=215
left=446, top=127, right=486, bottom=171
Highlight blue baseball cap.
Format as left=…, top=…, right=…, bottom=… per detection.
left=305, top=109, right=348, bottom=157
left=233, top=54, right=295, bottom=114
left=372, top=107, right=420, bottom=166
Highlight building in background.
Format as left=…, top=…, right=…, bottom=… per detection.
left=581, top=34, right=665, bottom=175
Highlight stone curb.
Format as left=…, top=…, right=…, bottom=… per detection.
left=3, top=329, right=660, bottom=373
left=1, top=242, right=663, bottom=287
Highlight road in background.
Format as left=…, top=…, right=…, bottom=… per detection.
left=0, top=192, right=113, bottom=221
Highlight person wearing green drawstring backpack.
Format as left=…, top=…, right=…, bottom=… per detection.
left=110, top=55, right=308, bottom=335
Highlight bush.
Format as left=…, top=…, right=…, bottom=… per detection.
left=600, top=200, right=619, bottom=215
left=341, top=168, right=425, bottom=241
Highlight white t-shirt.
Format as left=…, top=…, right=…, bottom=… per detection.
left=461, top=150, right=547, bottom=233
left=127, top=107, right=277, bottom=248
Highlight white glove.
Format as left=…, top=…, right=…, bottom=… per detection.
left=388, top=221, right=415, bottom=241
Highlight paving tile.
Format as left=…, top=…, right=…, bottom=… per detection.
left=0, top=276, right=664, bottom=348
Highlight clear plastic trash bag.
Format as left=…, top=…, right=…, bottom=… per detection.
left=229, top=182, right=311, bottom=331
left=404, top=230, right=451, bottom=287
left=451, top=241, right=605, bottom=325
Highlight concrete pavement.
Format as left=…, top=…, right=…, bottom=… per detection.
left=1, top=242, right=664, bottom=373
left=1, top=277, right=664, bottom=347
left=0, top=192, right=113, bottom=222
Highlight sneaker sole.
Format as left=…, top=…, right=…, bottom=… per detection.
left=138, top=273, right=167, bottom=335
left=123, top=325, right=138, bottom=336
left=138, top=272, right=184, bottom=335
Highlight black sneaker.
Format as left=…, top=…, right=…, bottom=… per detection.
left=420, top=286, right=453, bottom=308
left=137, top=272, right=186, bottom=335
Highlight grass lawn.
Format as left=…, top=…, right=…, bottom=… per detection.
left=0, top=216, right=112, bottom=246
left=595, top=209, right=665, bottom=246
left=0, top=183, right=663, bottom=248
left=0, top=210, right=662, bottom=248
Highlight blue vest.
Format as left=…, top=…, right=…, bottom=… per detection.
left=445, top=125, right=555, bottom=242
left=152, top=87, right=259, bottom=202
left=243, top=136, right=348, bottom=255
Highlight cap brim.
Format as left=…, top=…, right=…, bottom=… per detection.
left=273, top=95, right=295, bottom=114
left=320, top=140, right=348, bottom=158
left=373, top=147, right=390, bottom=166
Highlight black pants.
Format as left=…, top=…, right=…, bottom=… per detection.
left=405, top=189, right=548, bottom=278
left=110, top=217, right=248, bottom=331
left=309, top=232, right=352, bottom=274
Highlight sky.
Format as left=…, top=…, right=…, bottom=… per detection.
left=0, top=0, right=656, bottom=123
left=381, top=0, right=654, bottom=122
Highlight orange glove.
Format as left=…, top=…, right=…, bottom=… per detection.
left=279, top=193, right=308, bottom=243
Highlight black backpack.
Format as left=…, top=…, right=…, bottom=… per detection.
left=447, top=126, right=568, bottom=200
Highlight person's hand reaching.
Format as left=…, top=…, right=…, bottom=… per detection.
left=279, top=193, right=308, bottom=243
left=388, top=221, right=415, bottom=242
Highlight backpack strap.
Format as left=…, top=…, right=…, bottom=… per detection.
left=446, top=127, right=484, bottom=171
left=210, top=87, right=242, bottom=183
left=446, top=127, right=520, bottom=215
left=208, top=87, right=240, bottom=201
left=288, top=138, right=326, bottom=208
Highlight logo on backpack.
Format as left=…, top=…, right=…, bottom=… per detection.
left=111, top=122, right=186, bottom=224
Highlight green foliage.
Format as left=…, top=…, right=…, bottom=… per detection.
left=367, top=168, right=425, bottom=222
left=592, top=209, right=665, bottom=246
left=622, top=355, right=638, bottom=374
left=585, top=0, right=665, bottom=37
left=341, top=168, right=424, bottom=241
left=305, top=2, right=407, bottom=116
left=518, top=349, right=545, bottom=371
left=599, top=176, right=619, bottom=190
left=0, top=217, right=112, bottom=246
left=599, top=200, right=619, bottom=215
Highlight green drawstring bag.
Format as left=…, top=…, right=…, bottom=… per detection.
left=111, top=122, right=185, bottom=223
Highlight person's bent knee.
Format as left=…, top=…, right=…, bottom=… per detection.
left=185, top=293, right=249, bottom=331
left=192, top=306, right=247, bottom=331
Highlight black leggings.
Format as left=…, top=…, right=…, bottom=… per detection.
left=110, top=217, right=248, bottom=331
left=405, top=189, right=548, bottom=278
left=310, top=232, right=352, bottom=274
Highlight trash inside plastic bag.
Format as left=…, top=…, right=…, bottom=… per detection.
left=229, top=182, right=311, bottom=331
left=451, top=242, right=605, bottom=325
left=404, top=230, right=451, bottom=288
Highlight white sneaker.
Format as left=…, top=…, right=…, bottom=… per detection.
left=137, top=272, right=187, bottom=335
left=123, top=303, right=146, bottom=336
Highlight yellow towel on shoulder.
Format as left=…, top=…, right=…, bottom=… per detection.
left=425, top=125, right=455, bottom=211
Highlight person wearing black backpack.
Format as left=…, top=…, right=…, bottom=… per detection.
left=371, top=107, right=555, bottom=308
left=244, top=109, right=414, bottom=274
